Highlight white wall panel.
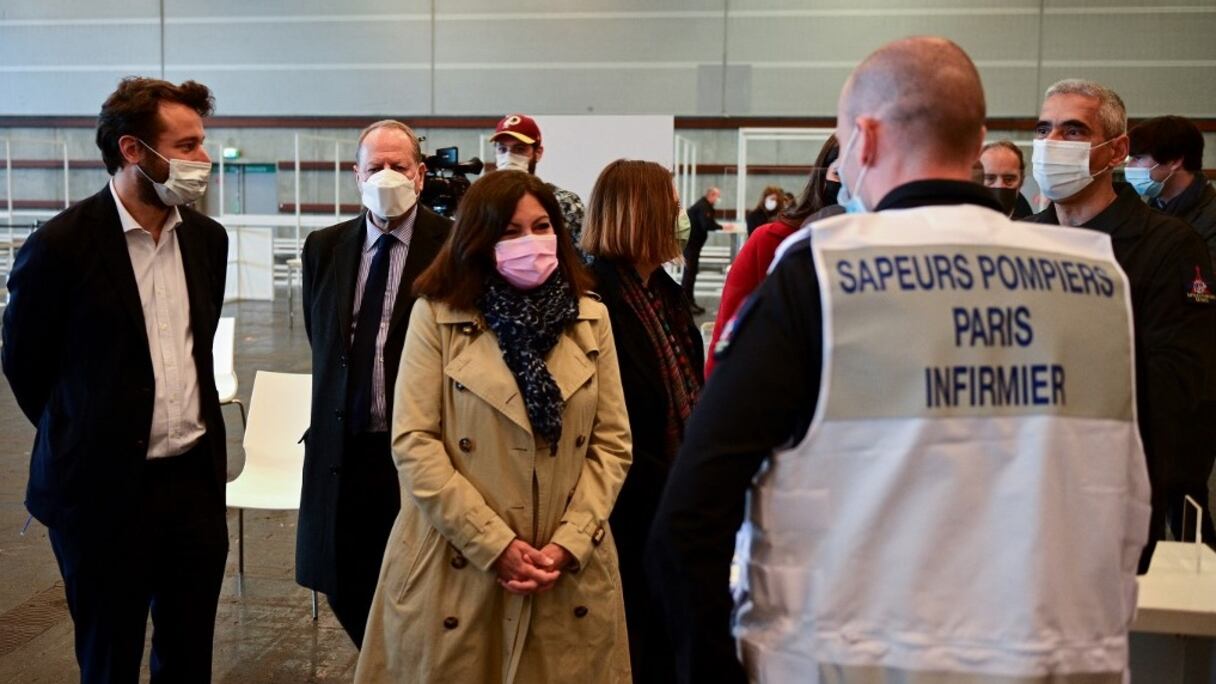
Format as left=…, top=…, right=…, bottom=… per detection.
left=0, top=1, right=1212, bottom=116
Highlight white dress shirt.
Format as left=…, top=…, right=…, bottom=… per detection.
left=350, top=210, right=416, bottom=433
left=111, top=180, right=206, bottom=458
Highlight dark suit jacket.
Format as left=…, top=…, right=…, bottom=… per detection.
left=2, top=184, right=229, bottom=534
left=296, top=206, right=451, bottom=593
left=686, top=196, right=722, bottom=249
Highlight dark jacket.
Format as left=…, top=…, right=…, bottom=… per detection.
left=295, top=206, right=450, bottom=594
left=1154, top=174, right=1216, bottom=268
left=1028, top=187, right=1216, bottom=515
left=745, top=208, right=777, bottom=236
left=686, top=196, right=722, bottom=249
left=1012, top=192, right=1034, bottom=220
left=593, top=258, right=703, bottom=683
left=2, top=184, right=229, bottom=533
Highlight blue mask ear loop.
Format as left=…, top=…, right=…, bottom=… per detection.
left=836, top=125, right=870, bottom=214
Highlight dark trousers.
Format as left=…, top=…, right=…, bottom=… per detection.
left=327, top=431, right=400, bottom=649
left=48, top=438, right=228, bottom=684
left=681, top=240, right=705, bottom=302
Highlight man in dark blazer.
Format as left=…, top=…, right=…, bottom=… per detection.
left=296, top=120, right=451, bottom=648
left=681, top=186, right=722, bottom=314
left=2, top=78, right=229, bottom=682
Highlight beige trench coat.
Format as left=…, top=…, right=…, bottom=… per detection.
left=355, top=295, right=633, bottom=683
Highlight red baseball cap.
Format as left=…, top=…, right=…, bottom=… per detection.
left=492, top=114, right=541, bottom=145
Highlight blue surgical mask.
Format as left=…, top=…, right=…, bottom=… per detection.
left=1124, top=164, right=1170, bottom=199
left=836, top=126, right=869, bottom=214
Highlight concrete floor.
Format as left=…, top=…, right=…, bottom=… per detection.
left=0, top=283, right=721, bottom=682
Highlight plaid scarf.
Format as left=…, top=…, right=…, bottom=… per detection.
left=616, top=263, right=701, bottom=461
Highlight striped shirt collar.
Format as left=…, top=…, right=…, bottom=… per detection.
left=364, top=206, right=417, bottom=252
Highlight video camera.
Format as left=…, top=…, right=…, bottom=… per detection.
left=421, top=146, right=483, bottom=218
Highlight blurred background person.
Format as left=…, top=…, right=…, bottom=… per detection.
left=356, top=170, right=632, bottom=683
left=582, top=160, right=703, bottom=683
left=706, top=135, right=841, bottom=376
left=980, top=140, right=1034, bottom=218
left=680, top=186, right=723, bottom=315
left=1127, top=115, right=1215, bottom=266
left=744, top=185, right=785, bottom=235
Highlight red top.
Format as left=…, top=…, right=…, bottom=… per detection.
left=705, top=219, right=800, bottom=377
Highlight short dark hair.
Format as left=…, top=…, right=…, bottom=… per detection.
left=1129, top=116, right=1204, bottom=173
left=96, top=77, right=214, bottom=174
left=414, top=170, right=593, bottom=310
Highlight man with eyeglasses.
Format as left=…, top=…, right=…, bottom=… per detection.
left=1026, top=80, right=1216, bottom=570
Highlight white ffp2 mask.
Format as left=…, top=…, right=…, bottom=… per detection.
left=359, top=168, right=418, bottom=219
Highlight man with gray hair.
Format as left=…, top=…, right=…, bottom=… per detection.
left=651, top=39, right=1151, bottom=683
left=296, top=119, right=452, bottom=647
left=1027, top=79, right=1216, bottom=572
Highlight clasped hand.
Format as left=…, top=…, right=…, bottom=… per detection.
left=494, top=539, right=572, bottom=595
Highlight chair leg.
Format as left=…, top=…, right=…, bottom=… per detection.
left=311, top=590, right=319, bottom=621
left=237, top=508, right=245, bottom=597
left=288, top=268, right=296, bottom=329
left=232, top=398, right=247, bottom=427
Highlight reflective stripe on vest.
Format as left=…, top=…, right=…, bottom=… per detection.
left=738, top=205, right=1151, bottom=683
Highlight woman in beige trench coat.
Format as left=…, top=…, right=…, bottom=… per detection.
left=355, top=170, right=634, bottom=683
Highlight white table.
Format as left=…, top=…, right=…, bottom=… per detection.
left=1130, top=542, right=1216, bottom=682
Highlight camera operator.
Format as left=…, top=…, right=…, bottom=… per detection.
left=492, top=114, right=586, bottom=248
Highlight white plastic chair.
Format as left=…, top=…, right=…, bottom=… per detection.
left=226, top=371, right=317, bottom=618
left=212, top=317, right=245, bottom=426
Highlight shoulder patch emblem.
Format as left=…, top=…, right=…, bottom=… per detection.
left=1187, top=266, right=1215, bottom=305
left=713, top=294, right=759, bottom=360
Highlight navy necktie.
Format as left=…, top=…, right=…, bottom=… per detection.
left=348, top=233, right=394, bottom=434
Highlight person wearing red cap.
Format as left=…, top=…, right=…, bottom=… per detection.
left=492, top=114, right=586, bottom=250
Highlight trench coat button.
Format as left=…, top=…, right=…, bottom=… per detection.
left=460, top=323, right=475, bottom=335
left=334, top=409, right=344, bottom=421
left=574, top=606, right=588, bottom=619
left=575, top=435, right=586, bottom=448
left=592, top=525, right=605, bottom=546
left=454, top=381, right=466, bottom=392
left=459, top=438, right=473, bottom=452
left=339, top=355, right=347, bottom=368
left=450, top=554, right=468, bottom=569
left=443, top=616, right=459, bottom=630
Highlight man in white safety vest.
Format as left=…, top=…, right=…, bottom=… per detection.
left=648, top=36, right=1151, bottom=684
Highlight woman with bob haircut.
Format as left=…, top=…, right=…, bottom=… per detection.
left=356, top=170, right=634, bottom=683
left=581, top=159, right=704, bottom=683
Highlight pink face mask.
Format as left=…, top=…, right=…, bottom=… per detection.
left=494, top=233, right=559, bottom=290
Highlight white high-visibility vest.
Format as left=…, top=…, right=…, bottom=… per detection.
left=738, top=205, right=1151, bottom=684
